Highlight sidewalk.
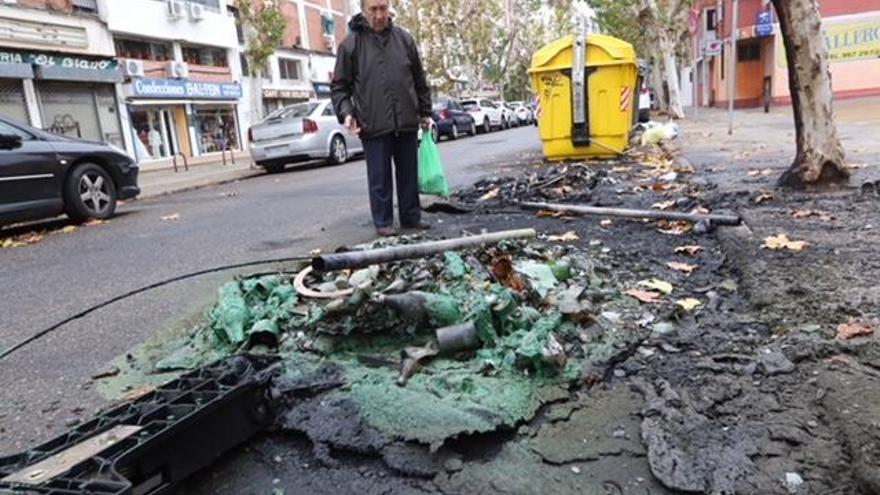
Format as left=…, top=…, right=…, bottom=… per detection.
left=135, top=154, right=265, bottom=199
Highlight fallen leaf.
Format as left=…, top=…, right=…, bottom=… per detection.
left=546, top=231, right=580, bottom=242
left=58, top=225, right=78, bottom=234
left=792, top=210, right=834, bottom=222
left=676, top=298, right=703, bottom=311
left=625, top=288, right=661, bottom=304
left=161, top=213, right=181, bottom=222
left=666, top=262, right=697, bottom=274
left=0, top=232, right=45, bottom=249
left=122, top=384, right=155, bottom=402
left=836, top=322, right=874, bottom=340
left=762, top=234, right=809, bottom=252
left=651, top=182, right=673, bottom=192
left=536, top=210, right=565, bottom=218
left=638, top=278, right=673, bottom=295
left=492, top=256, right=527, bottom=292
left=675, top=245, right=703, bottom=256
left=748, top=169, right=774, bottom=177
left=657, top=220, right=692, bottom=236
left=600, top=219, right=613, bottom=227
left=652, top=200, right=675, bottom=210
left=478, top=188, right=500, bottom=202
left=691, top=207, right=710, bottom=215
left=719, top=279, right=738, bottom=293
left=610, top=166, right=631, bottom=173
left=754, top=193, right=774, bottom=204
left=83, top=219, right=107, bottom=227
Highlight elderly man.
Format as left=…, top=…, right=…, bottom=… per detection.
left=331, top=0, right=432, bottom=237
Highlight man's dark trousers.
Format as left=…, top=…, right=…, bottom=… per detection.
left=362, top=131, right=421, bottom=229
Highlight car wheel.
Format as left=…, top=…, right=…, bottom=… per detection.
left=468, top=120, right=477, bottom=136
left=328, top=135, right=348, bottom=165
left=64, top=162, right=117, bottom=222
left=450, top=123, right=459, bottom=140
left=481, top=118, right=490, bottom=134
left=264, top=162, right=286, bottom=174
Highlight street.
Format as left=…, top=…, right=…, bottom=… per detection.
left=0, top=126, right=543, bottom=455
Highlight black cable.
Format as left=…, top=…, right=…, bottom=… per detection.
left=0, top=255, right=312, bottom=361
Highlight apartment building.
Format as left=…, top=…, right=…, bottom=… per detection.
left=235, top=0, right=351, bottom=119
left=691, top=0, right=880, bottom=109
left=97, top=0, right=245, bottom=163
left=0, top=0, right=125, bottom=148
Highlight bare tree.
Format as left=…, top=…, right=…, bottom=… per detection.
left=771, top=0, right=848, bottom=188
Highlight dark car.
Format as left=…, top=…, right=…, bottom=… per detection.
left=0, top=116, right=139, bottom=226
left=431, top=97, right=476, bottom=141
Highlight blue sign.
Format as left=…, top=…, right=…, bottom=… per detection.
left=756, top=10, right=774, bottom=37
left=132, top=79, right=242, bottom=100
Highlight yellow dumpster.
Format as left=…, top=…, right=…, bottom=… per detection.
left=529, top=34, right=638, bottom=160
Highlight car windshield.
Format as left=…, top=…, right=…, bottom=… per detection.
left=461, top=101, right=478, bottom=110
left=265, top=102, right=318, bottom=121
left=432, top=100, right=449, bottom=110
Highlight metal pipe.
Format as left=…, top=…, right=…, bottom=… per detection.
left=520, top=201, right=741, bottom=225
left=312, top=228, right=537, bottom=272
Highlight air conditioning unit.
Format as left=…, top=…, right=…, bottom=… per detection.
left=166, top=61, right=189, bottom=79
left=166, top=0, right=185, bottom=20
left=187, top=2, right=205, bottom=22
left=122, top=59, right=145, bottom=79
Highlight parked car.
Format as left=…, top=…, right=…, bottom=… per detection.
left=431, top=97, right=476, bottom=140
left=492, top=101, right=514, bottom=129
left=249, top=99, right=363, bottom=174
left=506, top=101, right=534, bottom=126
left=460, top=98, right=504, bottom=134
left=0, top=116, right=139, bottom=226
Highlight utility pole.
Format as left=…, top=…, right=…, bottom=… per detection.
left=728, top=0, right=739, bottom=135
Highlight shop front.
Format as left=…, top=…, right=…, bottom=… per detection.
left=0, top=49, right=123, bottom=145
left=126, top=78, right=242, bottom=162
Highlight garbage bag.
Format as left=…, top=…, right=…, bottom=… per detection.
left=418, top=133, right=450, bottom=197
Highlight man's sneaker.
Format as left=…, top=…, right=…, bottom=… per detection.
left=376, top=226, right=398, bottom=237
left=402, top=221, right=431, bottom=231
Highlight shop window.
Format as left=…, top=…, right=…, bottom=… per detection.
left=194, top=107, right=240, bottom=154
left=279, top=59, right=302, bottom=81
left=115, top=38, right=172, bottom=62
left=182, top=46, right=229, bottom=67
left=129, top=107, right=178, bottom=161
left=738, top=43, right=761, bottom=62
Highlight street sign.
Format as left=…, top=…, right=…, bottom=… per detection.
left=756, top=9, right=774, bottom=37
left=705, top=40, right=723, bottom=57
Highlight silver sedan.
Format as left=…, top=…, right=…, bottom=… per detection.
left=248, top=99, right=363, bottom=173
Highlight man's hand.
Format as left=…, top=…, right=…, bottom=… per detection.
left=344, top=114, right=361, bottom=136
left=420, top=117, right=433, bottom=130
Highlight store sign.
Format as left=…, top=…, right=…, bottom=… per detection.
left=263, top=88, right=310, bottom=99
left=777, top=18, right=880, bottom=67
left=133, top=79, right=242, bottom=100
left=755, top=10, right=774, bottom=37
left=705, top=40, right=723, bottom=57
left=824, top=20, right=880, bottom=62
left=0, top=50, right=117, bottom=71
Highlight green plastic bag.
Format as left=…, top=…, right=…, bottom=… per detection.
left=418, top=132, right=450, bottom=197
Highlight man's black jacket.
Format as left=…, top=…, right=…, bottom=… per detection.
left=331, top=14, right=432, bottom=140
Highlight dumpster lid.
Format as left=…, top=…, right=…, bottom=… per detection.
left=529, top=34, right=636, bottom=73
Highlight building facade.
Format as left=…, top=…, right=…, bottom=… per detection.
left=236, top=0, right=350, bottom=123
left=0, top=0, right=125, bottom=148
left=97, top=0, right=245, bottom=164
left=690, top=0, right=880, bottom=109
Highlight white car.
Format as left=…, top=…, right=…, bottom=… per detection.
left=493, top=101, right=515, bottom=129
left=507, top=101, right=534, bottom=125
left=461, top=98, right=504, bottom=134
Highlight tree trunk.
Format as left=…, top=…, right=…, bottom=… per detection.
left=248, top=76, right=264, bottom=127
left=639, top=0, right=685, bottom=119
left=659, top=31, right=685, bottom=119
left=771, top=0, right=849, bottom=188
